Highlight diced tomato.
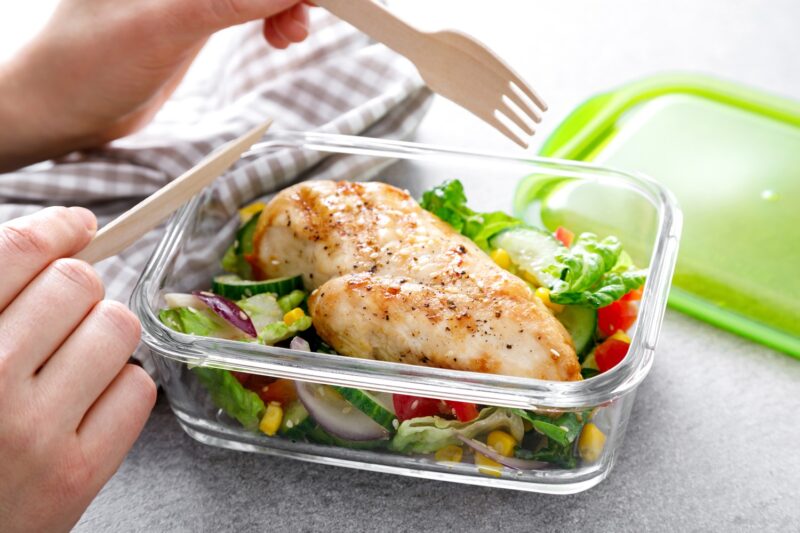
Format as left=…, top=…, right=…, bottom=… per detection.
left=621, top=287, right=643, bottom=301
left=597, top=300, right=638, bottom=337
left=255, top=378, right=297, bottom=405
left=554, top=226, right=575, bottom=247
left=231, top=371, right=252, bottom=386
left=444, top=400, right=479, bottom=422
left=393, top=394, right=449, bottom=421
left=594, top=337, right=630, bottom=373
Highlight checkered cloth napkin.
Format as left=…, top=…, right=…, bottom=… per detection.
left=0, top=12, right=432, bottom=376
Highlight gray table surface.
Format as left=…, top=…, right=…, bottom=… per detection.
left=76, top=1, right=800, bottom=531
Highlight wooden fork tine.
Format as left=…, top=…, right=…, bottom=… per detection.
left=504, top=86, right=543, bottom=124
left=476, top=108, right=530, bottom=149
left=497, top=101, right=536, bottom=137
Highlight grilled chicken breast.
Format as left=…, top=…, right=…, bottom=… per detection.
left=253, top=180, right=580, bottom=381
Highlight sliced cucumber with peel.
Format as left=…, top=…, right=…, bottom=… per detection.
left=489, top=227, right=565, bottom=287
left=279, top=401, right=315, bottom=440
left=306, top=426, right=388, bottom=450
left=212, top=274, right=304, bottom=300
left=557, top=305, right=598, bottom=358
left=333, top=387, right=397, bottom=431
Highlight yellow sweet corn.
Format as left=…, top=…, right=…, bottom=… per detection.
left=474, top=452, right=503, bottom=477
left=283, top=307, right=305, bottom=326
left=259, top=402, right=283, bottom=436
left=486, top=430, right=516, bottom=457
left=490, top=248, right=511, bottom=269
left=611, top=330, right=631, bottom=343
left=578, top=422, right=606, bottom=463
left=239, top=201, right=266, bottom=223
left=523, top=270, right=540, bottom=286
left=434, top=445, right=464, bottom=463
left=535, top=287, right=564, bottom=313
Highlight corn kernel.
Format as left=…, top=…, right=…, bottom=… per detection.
left=486, top=430, right=517, bottom=457
left=523, top=270, right=540, bottom=286
left=434, top=445, right=463, bottom=463
left=259, top=402, right=283, bottom=436
left=578, top=422, right=606, bottom=463
left=283, top=307, right=305, bottom=326
left=474, top=452, right=503, bottom=477
left=535, top=287, right=565, bottom=313
left=490, top=248, right=511, bottom=269
left=238, top=201, right=266, bottom=223
left=611, top=330, right=631, bottom=343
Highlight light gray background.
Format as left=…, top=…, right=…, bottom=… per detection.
left=75, top=1, right=800, bottom=531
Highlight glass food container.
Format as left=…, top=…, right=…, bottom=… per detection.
left=131, top=132, right=681, bottom=494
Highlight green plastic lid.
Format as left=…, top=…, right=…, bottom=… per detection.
left=517, top=73, right=800, bottom=359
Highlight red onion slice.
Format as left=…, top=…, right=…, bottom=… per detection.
left=290, top=336, right=311, bottom=352
left=295, top=381, right=390, bottom=441
left=456, top=434, right=549, bottom=470
left=192, top=290, right=257, bottom=338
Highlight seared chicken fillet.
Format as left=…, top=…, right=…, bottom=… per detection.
left=253, top=181, right=580, bottom=381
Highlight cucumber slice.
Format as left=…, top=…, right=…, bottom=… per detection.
left=333, top=387, right=397, bottom=431
left=279, top=401, right=315, bottom=440
left=306, top=426, right=388, bottom=450
left=557, top=305, right=598, bottom=357
left=212, top=274, right=304, bottom=300
left=489, top=227, right=565, bottom=287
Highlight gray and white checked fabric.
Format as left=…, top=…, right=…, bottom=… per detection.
left=0, top=12, right=432, bottom=376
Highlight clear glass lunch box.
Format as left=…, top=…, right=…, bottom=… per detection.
left=131, top=132, right=681, bottom=494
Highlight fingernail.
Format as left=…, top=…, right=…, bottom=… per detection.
left=70, top=206, right=97, bottom=232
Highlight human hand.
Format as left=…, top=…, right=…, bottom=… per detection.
left=0, top=0, right=313, bottom=171
left=0, top=207, right=157, bottom=532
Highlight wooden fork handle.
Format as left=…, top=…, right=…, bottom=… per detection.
left=74, top=120, right=272, bottom=265
left=315, top=0, right=425, bottom=58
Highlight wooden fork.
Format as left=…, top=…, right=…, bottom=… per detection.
left=315, top=0, right=547, bottom=148
left=74, top=120, right=272, bottom=264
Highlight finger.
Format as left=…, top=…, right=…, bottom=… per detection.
left=197, top=0, right=301, bottom=30
left=78, top=364, right=156, bottom=485
left=37, top=301, right=141, bottom=429
left=263, top=17, right=290, bottom=49
left=274, top=4, right=309, bottom=43
left=0, top=258, right=104, bottom=379
left=0, top=206, right=96, bottom=313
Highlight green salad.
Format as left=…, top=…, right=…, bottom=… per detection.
left=159, top=180, right=645, bottom=474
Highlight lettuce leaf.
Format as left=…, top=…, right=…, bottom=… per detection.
left=158, top=308, right=265, bottom=431
left=389, top=407, right=524, bottom=454
left=420, top=180, right=522, bottom=251
left=259, top=316, right=313, bottom=345
left=546, top=233, right=646, bottom=308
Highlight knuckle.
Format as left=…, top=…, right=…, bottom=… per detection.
left=97, top=301, right=142, bottom=346
left=124, top=364, right=158, bottom=407
left=50, top=259, right=104, bottom=299
left=0, top=222, right=51, bottom=258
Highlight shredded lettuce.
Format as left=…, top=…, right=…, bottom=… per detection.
left=238, top=293, right=284, bottom=331
left=545, top=233, right=646, bottom=308
left=277, top=290, right=307, bottom=313
left=158, top=308, right=265, bottom=430
left=259, top=316, right=313, bottom=346
left=512, top=410, right=585, bottom=447
left=420, top=180, right=522, bottom=251
left=158, top=307, right=244, bottom=340
left=389, top=407, right=524, bottom=454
